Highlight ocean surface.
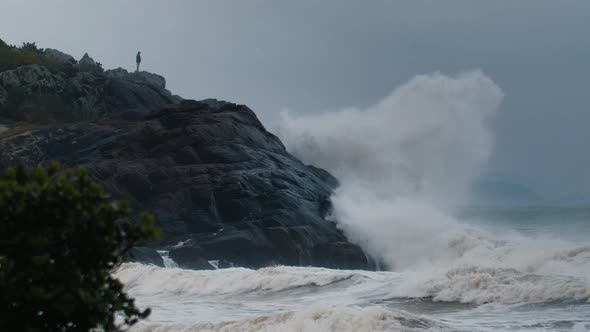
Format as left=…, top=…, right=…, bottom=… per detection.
left=117, top=205, right=590, bottom=332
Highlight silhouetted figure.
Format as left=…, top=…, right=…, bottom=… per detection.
left=136, top=51, right=141, bottom=72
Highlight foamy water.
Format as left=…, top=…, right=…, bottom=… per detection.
left=117, top=72, right=590, bottom=331
left=116, top=211, right=590, bottom=331
left=117, top=236, right=590, bottom=331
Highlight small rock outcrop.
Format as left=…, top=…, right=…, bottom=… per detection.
left=43, top=48, right=76, bottom=64
left=77, top=53, right=99, bottom=72
left=168, top=246, right=215, bottom=270
left=105, top=68, right=181, bottom=113
left=126, top=247, right=165, bottom=267
left=0, top=100, right=369, bottom=269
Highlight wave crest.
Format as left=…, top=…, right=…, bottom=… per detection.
left=418, top=266, right=590, bottom=304
left=117, top=262, right=590, bottom=307
left=115, top=264, right=367, bottom=298
left=130, top=305, right=444, bottom=332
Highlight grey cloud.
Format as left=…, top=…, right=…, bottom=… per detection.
left=1, top=0, right=589, bottom=199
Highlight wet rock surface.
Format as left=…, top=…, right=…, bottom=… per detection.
left=126, top=247, right=165, bottom=267
left=0, top=99, right=368, bottom=270
left=168, top=246, right=215, bottom=270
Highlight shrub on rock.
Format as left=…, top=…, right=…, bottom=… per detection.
left=20, top=42, right=43, bottom=55
left=0, top=41, right=76, bottom=75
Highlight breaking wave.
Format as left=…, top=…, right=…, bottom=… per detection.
left=115, top=264, right=368, bottom=298
left=130, top=306, right=444, bottom=332
left=404, top=265, right=590, bottom=304
left=116, top=262, right=590, bottom=307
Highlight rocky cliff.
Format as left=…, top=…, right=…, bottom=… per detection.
left=0, top=47, right=368, bottom=270
left=0, top=50, right=180, bottom=123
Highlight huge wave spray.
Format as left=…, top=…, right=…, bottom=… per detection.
left=277, top=70, right=590, bottom=292
left=275, top=72, right=590, bottom=305
left=277, top=71, right=502, bottom=271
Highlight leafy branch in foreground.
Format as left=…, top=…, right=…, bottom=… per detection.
left=0, top=163, right=160, bottom=331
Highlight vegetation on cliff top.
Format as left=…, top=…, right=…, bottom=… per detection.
left=0, top=39, right=89, bottom=124
left=0, top=38, right=176, bottom=125
left=0, top=39, right=68, bottom=73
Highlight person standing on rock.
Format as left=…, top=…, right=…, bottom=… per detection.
left=136, top=51, right=141, bottom=72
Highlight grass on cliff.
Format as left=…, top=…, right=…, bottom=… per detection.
left=0, top=39, right=83, bottom=124
left=0, top=39, right=74, bottom=74
left=0, top=45, right=57, bottom=73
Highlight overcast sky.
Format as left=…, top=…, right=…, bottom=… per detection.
left=1, top=1, right=589, bottom=199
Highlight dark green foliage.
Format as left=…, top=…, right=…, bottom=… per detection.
left=0, top=47, right=58, bottom=73
left=0, top=163, right=161, bottom=331
left=0, top=41, right=71, bottom=73
left=0, top=40, right=83, bottom=124
left=21, top=42, right=44, bottom=55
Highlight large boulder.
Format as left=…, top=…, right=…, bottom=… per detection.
left=0, top=99, right=368, bottom=270
left=0, top=64, right=64, bottom=90
left=44, top=48, right=76, bottom=64
left=104, top=68, right=179, bottom=113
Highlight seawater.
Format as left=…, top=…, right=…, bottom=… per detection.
left=117, top=206, right=590, bottom=332
left=118, top=72, right=589, bottom=331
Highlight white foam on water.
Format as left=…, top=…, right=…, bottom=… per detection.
left=116, top=263, right=590, bottom=330
left=116, top=262, right=590, bottom=310
left=396, top=266, right=590, bottom=305
left=115, top=263, right=372, bottom=298
left=129, top=305, right=444, bottom=332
